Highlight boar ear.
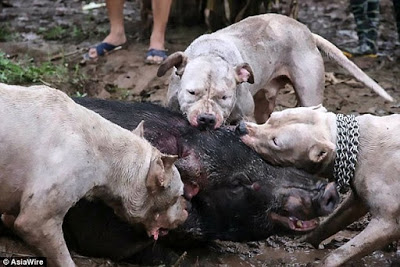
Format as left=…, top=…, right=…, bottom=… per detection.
left=157, top=52, right=188, bottom=77
left=234, top=63, right=254, bottom=84
left=132, top=120, right=144, bottom=138
left=308, top=140, right=335, bottom=163
left=174, top=146, right=202, bottom=185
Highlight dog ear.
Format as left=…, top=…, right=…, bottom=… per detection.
left=158, top=154, right=178, bottom=189
left=161, top=154, right=178, bottom=173
left=234, top=63, right=254, bottom=84
left=157, top=52, right=188, bottom=77
left=146, top=154, right=178, bottom=194
left=146, top=157, right=164, bottom=194
left=308, top=140, right=335, bottom=163
left=132, top=120, right=144, bottom=138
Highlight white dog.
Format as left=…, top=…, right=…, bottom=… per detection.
left=0, top=83, right=188, bottom=267
left=240, top=105, right=400, bottom=266
left=158, top=14, right=392, bottom=130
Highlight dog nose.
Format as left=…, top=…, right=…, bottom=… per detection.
left=197, top=113, right=216, bottom=129
left=316, top=182, right=339, bottom=216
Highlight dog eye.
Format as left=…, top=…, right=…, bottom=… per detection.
left=271, top=137, right=279, bottom=148
left=187, top=90, right=195, bottom=95
left=221, top=95, right=227, bottom=100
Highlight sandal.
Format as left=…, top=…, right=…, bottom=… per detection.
left=82, top=42, right=123, bottom=62
left=145, top=48, right=168, bottom=65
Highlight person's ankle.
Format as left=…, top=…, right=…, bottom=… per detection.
left=149, top=34, right=165, bottom=50
left=149, top=43, right=165, bottom=50
left=103, top=32, right=127, bottom=46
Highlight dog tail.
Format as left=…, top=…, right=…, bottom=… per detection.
left=313, top=33, right=393, bottom=102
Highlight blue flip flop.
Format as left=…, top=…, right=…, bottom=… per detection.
left=82, top=42, right=123, bottom=61
left=145, top=48, right=168, bottom=64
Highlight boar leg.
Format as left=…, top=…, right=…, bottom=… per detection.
left=319, top=217, right=400, bottom=267
left=302, top=191, right=368, bottom=247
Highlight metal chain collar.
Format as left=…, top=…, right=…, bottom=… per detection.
left=333, top=114, right=360, bottom=193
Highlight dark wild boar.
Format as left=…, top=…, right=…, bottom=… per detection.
left=63, top=98, right=339, bottom=261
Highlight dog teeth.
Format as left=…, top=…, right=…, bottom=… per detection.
left=296, top=220, right=303, bottom=228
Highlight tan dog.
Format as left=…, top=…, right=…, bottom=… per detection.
left=0, top=83, right=187, bottom=267
left=240, top=105, right=400, bottom=266
left=157, top=14, right=393, bottom=130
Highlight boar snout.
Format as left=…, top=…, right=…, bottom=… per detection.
left=315, top=182, right=339, bottom=216
left=235, top=121, right=248, bottom=136
left=197, top=113, right=216, bottom=130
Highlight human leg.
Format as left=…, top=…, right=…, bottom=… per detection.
left=344, top=0, right=379, bottom=56
left=365, top=0, right=380, bottom=50
left=145, top=0, right=172, bottom=64
left=393, top=0, right=400, bottom=40
left=85, top=0, right=127, bottom=60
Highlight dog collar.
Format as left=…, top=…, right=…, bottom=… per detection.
left=333, top=114, right=360, bottom=193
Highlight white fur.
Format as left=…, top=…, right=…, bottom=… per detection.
left=242, top=106, right=400, bottom=266
left=159, top=14, right=391, bottom=128
left=0, top=83, right=186, bottom=267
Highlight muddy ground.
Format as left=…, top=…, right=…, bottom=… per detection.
left=1, top=0, right=400, bottom=266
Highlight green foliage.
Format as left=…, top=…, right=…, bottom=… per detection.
left=39, top=26, right=68, bottom=40
left=0, top=53, right=47, bottom=83
left=0, top=52, right=71, bottom=86
left=0, top=25, right=15, bottom=42
left=71, top=26, right=84, bottom=40
left=73, top=91, right=88, bottom=97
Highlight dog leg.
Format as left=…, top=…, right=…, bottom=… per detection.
left=319, top=217, right=400, bottom=267
left=290, top=52, right=325, bottom=106
left=166, top=75, right=181, bottom=110
left=301, top=191, right=368, bottom=248
left=253, top=77, right=287, bottom=123
left=253, top=89, right=274, bottom=124
left=0, top=214, right=6, bottom=234
left=13, top=184, right=80, bottom=267
left=14, top=213, right=75, bottom=267
left=1, top=213, right=16, bottom=229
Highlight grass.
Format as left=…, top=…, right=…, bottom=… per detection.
left=0, top=52, right=87, bottom=91
left=39, top=26, right=68, bottom=40
left=72, top=91, right=88, bottom=97
left=71, top=26, right=85, bottom=40
left=0, top=52, right=55, bottom=84
left=0, top=25, right=16, bottom=42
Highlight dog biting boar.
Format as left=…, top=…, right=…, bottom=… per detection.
left=60, top=98, right=339, bottom=263
left=0, top=84, right=187, bottom=267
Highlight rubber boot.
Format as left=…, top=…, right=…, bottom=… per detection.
left=343, top=0, right=379, bottom=57
left=343, top=38, right=377, bottom=56
left=393, top=0, right=400, bottom=41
